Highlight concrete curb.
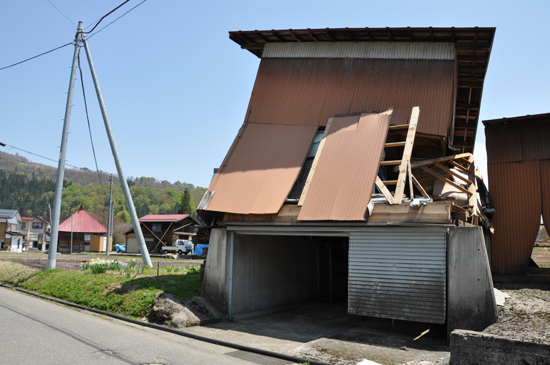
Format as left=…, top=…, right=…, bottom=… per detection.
left=450, top=329, right=550, bottom=364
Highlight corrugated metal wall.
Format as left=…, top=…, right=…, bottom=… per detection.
left=263, top=42, right=456, bottom=60
left=348, top=227, right=447, bottom=324
left=245, top=58, right=454, bottom=136
left=484, top=115, right=550, bottom=274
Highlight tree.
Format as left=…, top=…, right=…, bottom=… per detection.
left=178, top=188, right=192, bottom=214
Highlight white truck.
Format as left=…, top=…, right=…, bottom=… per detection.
left=161, top=240, right=194, bottom=255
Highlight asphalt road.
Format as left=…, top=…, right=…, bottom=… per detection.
left=0, top=287, right=246, bottom=365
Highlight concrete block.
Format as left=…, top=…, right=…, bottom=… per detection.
left=450, top=329, right=550, bottom=365
left=448, top=226, right=497, bottom=334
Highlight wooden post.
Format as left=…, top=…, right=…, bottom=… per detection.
left=393, top=107, right=419, bottom=204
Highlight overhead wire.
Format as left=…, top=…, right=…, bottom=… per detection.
left=1, top=144, right=81, bottom=170
left=77, top=49, right=103, bottom=185
left=85, top=0, right=130, bottom=34
left=46, top=0, right=75, bottom=28
left=0, top=42, right=73, bottom=71
left=87, top=0, right=148, bottom=39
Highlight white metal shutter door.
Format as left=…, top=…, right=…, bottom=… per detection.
left=348, top=227, right=447, bottom=324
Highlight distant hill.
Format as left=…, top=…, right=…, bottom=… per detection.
left=0, top=150, right=206, bottom=223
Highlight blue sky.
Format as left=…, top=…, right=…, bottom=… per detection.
left=1, top=0, right=549, bottom=188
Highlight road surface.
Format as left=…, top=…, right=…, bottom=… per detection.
left=0, top=287, right=249, bottom=364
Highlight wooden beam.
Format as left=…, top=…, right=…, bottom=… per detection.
left=298, top=118, right=333, bottom=206
left=434, top=162, right=474, bottom=185
left=368, top=201, right=451, bottom=224
left=409, top=153, right=473, bottom=169
left=375, top=176, right=395, bottom=204
left=277, top=204, right=301, bottom=217
left=388, top=124, right=409, bottom=131
left=411, top=173, right=430, bottom=199
left=385, top=141, right=407, bottom=148
left=393, top=107, right=419, bottom=204
left=379, top=160, right=402, bottom=166
left=420, top=166, right=472, bottom=196
left=408, top=161, right=414, bottom=200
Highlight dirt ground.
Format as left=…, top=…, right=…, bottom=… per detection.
left=532, top=246, right=550, bottom=267
left=485, top=283, right=550, bottom=344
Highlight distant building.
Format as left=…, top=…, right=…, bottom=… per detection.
left=57, top=205, right=107, bottom=253
left=0, top=209, right=24, bottom=251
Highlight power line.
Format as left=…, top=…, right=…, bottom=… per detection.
left=77, top=51, right=103, bottom=185
left=1, top=143, right=81, bottom=170
left=0, top=42, right=73, bottom=71
left=87, top=0, right=147, bottom=39
left=46, top=0, right=75, bottom=28
left=86, top=0, right=130, bottom=34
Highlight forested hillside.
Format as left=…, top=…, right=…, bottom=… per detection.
left=0, top=151, right=206, bottom=223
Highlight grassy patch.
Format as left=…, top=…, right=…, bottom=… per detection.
left=0, top=261, right=202, bottom=318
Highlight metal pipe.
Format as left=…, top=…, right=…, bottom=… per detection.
left=48, top=22, right=84, bottom=269
left=81, top=33, right=152, bottom=267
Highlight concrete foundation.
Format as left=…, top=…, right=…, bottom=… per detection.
left=450, top=330, right=550, bottom=365
left=201, top=228, right=229, bottom=315
left=447, top=227, right=497, bottom=334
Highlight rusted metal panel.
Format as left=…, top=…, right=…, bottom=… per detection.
left=245, top=58, right=454, bottom=136
left=488, top=161, right=541, bottom=275
left=541, top=160, right=550, bottom=242
left=348, top=227, right=447, bottom=324
left=484, top=123, right=523, bottom=164
left=205, top=123, right=318, bottom=215
left=298, top=110, right=391, bottom=221
left=263, top=42, right=456, bottom=60
left=521, top=120, right=550, bottom=161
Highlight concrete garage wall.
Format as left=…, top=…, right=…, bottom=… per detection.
left=232, top=234, right=318, bottom=316
left=201, top=228, right=229, bottom=315
left=450, top=330, right=550, bottom=365
left=448, top=227, right=497, bottom=334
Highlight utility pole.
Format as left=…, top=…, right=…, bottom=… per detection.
left=70, top=213, right=73, bottom=254
left=106, top=174, right=113, bottom=255
left=48, top=22, right=84, bottom=269
left=81, top=32, right=152, bottom=267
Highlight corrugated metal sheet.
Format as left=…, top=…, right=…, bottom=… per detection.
left=488, top=161, right=541, bottom=275
left=206, top=123, right=318, bottom=214
left=263, top=42, right=456, bottom=60
left=298, top=110, right=391, bottom=221
left=541, top=160, right=550, bottom=245
left=58, top=206, right=107, bottom=234
left=484, top=114, right=550, bottom=274
left=245, top=58, right=454, bottom=136
left=348, top=227, right=447, bottom=324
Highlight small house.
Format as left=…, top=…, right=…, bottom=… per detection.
left=0, top=209, right=24, bottom=251
left=57, top=205, right=107, bottom=253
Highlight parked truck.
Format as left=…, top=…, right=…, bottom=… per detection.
left=161, top=240, right=193, bottom=255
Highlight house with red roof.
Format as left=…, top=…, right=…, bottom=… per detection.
left=125, top=214, right=199, bottom=254
left=57, top=205, right=107, bottom=253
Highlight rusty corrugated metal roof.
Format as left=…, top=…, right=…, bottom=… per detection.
left=229, top=27, right=496, bottom=154
left=244, top=58, right=453, bottom=136
left=487, top=161, right=541, bottom=275
left=58, top=206, right=107, bottom=234
left=205, top=123, right=318, bottom=214
left=298, top=110, right=392, bottom=221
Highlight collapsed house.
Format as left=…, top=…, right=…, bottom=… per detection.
left=199, top=27, right=497, bottom=332
left=483, top=112, right=550, bottom=275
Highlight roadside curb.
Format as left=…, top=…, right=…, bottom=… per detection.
left=0, top=283, right=330, bottom=365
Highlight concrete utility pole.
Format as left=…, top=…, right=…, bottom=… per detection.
left=106, top=175, right=113, bottom=255
left=81, top=33, right=152, bottom=267
left=48, top=22, right=84, bottom=269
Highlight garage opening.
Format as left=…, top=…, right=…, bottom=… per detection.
left=230, top=233, right=349, bottom=317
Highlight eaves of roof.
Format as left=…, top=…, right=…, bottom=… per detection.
left=483, top=112, right=550, bottom=127
left=229, top=26, right=496, bottom=153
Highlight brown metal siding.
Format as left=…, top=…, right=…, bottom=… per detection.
left=542, top=160, right=550, bottom=238
left=485, top=124, right=523, bottom=164
left=521, top=121, right=550, bottom=161
left=245, top=58, right=454, bottom=136
left=488, top=161, right=541, bottom=274
left=206, top=123, right=318, bottom=215
left=298, top=111, right=391, bottom=221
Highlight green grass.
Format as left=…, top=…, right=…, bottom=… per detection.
left=0, top=261, right=202, bottom=318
